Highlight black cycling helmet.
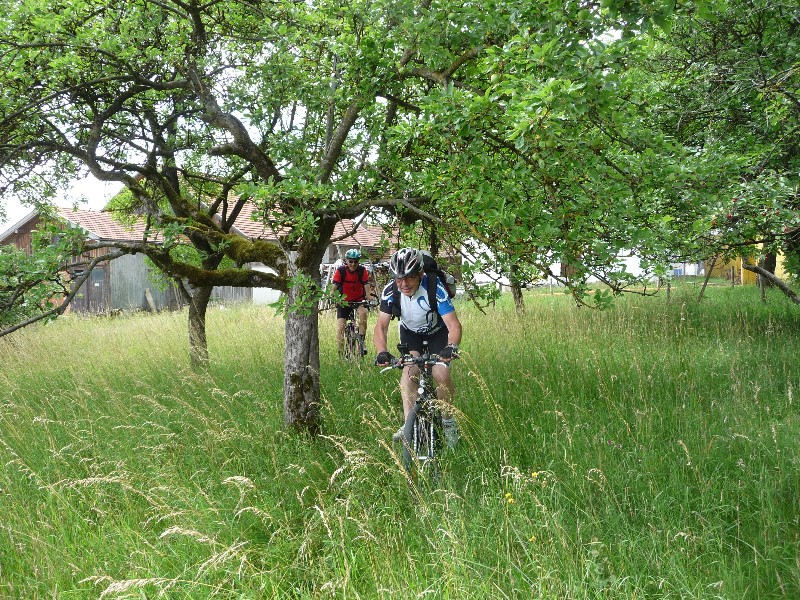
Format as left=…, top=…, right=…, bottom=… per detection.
left=389, top=247, right=423, bottom=278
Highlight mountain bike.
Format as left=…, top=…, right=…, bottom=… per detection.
left=342, top=301, right=372, bottom=361
left=381, top=341, right=455, bottom=482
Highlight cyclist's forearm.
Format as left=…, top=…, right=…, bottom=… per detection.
left=443, top=314, right=462, bottom=346
left=374, top=333, right=388, bottom=353
left=373, top=321, right=389, bottom=352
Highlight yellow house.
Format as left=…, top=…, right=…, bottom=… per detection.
left=705, top=252, right=789, bottom=285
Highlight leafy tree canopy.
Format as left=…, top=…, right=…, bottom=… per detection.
left=7, top=0, right=785, bottom=428
left=638, top=0, right=800, bottom=287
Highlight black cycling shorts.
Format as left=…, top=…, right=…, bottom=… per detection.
left=399, top=324, right=449, bottom=354
left=336, top=303, right=365, bottom=320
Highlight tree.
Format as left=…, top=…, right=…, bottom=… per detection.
left=0, top=218, right=95, bottom=330
left=2, top=0, right=697, bottom=433
left=379, top=1, right=715, bottom=308
left=639, top=0, right=800, bottom=299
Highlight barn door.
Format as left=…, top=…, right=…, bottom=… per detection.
left=87, top=264, right=109, bottom=312
left=70, top=264, right=109, bottom=313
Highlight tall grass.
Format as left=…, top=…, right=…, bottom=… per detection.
left=1, top=285, right=798, bottom=598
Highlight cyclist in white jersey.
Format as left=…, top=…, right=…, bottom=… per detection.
left=374, top=248, right=462, bottom=446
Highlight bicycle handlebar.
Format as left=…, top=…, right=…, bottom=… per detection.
left=379, top=353, right=456, bottom=373
left=347, top=300, right=377, bottom=309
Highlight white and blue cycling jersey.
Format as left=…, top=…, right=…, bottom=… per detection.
left=379, top=273, right=455, bottom=334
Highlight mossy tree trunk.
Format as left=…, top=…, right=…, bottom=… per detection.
left=284, top=288, right=322, bottom=436
left=188, top=285, right=213, bottom=369
left=282, top=221, right=335, bottom=435
left=510, top=281, right=525, bottom=315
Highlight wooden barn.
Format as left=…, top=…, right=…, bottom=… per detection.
left=0, top=208, right=185, bottom=313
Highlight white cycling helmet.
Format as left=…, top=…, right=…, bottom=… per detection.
left=389, top=247, right=423, bottom=278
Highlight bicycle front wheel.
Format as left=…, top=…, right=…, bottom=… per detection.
left=344, top=325, right=362, bottom=361
left=401, top=404, right=441, bottom=482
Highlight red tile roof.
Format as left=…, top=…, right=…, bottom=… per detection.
left=227, top=200, right=396, bottom=252
left=1, top=201, right=395, bottom=252
left=56, top=207, right=159, bottom=241
left=223, top=199, right=286, bottom=240
left=332, top=220, right=384, bottom=247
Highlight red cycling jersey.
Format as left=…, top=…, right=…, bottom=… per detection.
left=333, top=265, right=369, bottom=301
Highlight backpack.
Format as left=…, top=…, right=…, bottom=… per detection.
left=390, top=252, right=457, bottom=319
left=335, top=264, right=367, bottom=298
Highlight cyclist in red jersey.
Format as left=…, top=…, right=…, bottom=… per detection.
left=332, top=248, right=374, bottom=356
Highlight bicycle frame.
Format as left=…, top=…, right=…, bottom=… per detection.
left=382, top=341, right=448, bottom=479
left=342, top=301, right=370, bottom=361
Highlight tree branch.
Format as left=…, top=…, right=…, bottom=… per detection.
left=319, top=102, right=362, bottom=184
left=186, top=65, right=283, bottom=182
left=0, top=250, right=130, bottom=338
left=742, top=262, right=800, bottom=304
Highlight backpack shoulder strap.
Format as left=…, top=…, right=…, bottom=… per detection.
left=426, top=272, right=439, bottom=315
left=390, top=280, right=402, bottom=319
left=334, top=265, right=346, bottom=289
left=357, top=265, right=367, bottom=295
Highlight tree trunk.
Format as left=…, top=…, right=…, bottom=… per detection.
left=762, top=252, right=777, bottom=275
left=698, top=256, right=717, bottom=301
left=281, top=218, right=335, bottom=436
left=760, top=253, right=777, bottom=288
left=510, top=281, right=525, bottom=315
left=429, top=228, right=440, bottom=257
left=509, top=264, right=525, bottom=315
left=284, top=285, right=322, bottom=436
left=511, top=280, right=525, bottom=316
left=188, top=285, right=213, bottom=369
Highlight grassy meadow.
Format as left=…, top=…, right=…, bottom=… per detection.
left=1, top=283, right=799, bottom=598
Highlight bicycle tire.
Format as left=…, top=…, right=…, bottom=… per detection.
left=343, top=324, right=359, bottom=361
left=401, top=403, right=441, bottom=482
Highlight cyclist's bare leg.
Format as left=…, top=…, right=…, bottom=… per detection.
left=432, top=364, right=456, bottom=419
left=400, top=363, right=421, bottom=419
left=357, top=305, right=368, bottom=337
left=336, top=317, right=346, bottom=354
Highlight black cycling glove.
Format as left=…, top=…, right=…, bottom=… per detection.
left=438, top=344, right=459, bottom=360
left=375, top=351, right=394, bottom=366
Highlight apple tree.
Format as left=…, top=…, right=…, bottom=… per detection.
left=1, top=0, right=705, bottom=434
